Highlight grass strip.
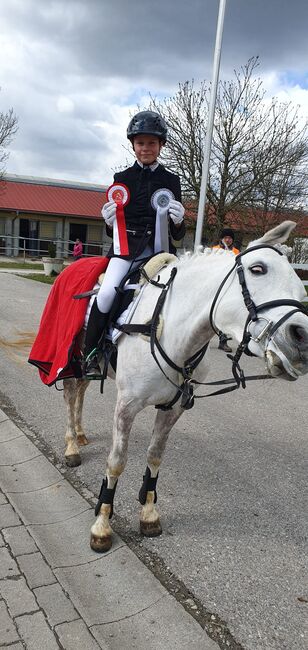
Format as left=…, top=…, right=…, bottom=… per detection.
left=16, top=273, right=56, bottom=285
left=0, top=262, right=44, bottom=270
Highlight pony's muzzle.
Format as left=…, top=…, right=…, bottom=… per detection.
left=265, top=349, right=297, bottom=380
left=266, top=313, right=308, bottom=379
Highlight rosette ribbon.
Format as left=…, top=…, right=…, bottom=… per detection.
left=151, top=188, right=175, bottom=253
left=106, top=183, right=130, bottom=256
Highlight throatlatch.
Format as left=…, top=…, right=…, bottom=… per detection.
left=95, top=478, right=118, bottom=517
left=138, top=467, right=159, bottom=505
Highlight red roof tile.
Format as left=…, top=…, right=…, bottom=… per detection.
left=0, top=178, right=107, bottom=220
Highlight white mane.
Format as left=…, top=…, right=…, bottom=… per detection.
left=178, top=246, right=237, bottom=264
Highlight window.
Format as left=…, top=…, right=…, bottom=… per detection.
left=40, top=221, right=57, bottom=238
left=88, top=224, right=103, bottom=243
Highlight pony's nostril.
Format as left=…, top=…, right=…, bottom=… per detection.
left=289, top=324, right=308, bottom=345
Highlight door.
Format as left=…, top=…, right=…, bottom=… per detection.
left=69, top=224, right=87, bottom=255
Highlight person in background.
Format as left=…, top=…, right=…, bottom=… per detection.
left=213, top=227, right=240, bottom=256
left=213, top=227, right=240, bottom=352
left=73, top=238, right=83, bottom=261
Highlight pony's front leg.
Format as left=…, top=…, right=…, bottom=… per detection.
left=139, top=406, right=183, bottom=537
left=90, top=396, right=140, bottom=553
left=63, top=378, right=82, bottom=467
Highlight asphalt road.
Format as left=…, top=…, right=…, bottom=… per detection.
left=0, top=273, right=307, bottom=650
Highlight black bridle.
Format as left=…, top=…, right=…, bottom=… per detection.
left=120, top=245, right=307, bottom=410
left=208, top=244, right=307, bottom=394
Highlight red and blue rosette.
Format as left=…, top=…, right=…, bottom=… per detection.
left=106, top=183, right=130, bottom=256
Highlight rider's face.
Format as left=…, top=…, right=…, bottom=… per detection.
left=133, top=135, right=162, bottom=165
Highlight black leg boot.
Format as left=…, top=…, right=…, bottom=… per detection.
left=83, top=299, right=109, bottom=378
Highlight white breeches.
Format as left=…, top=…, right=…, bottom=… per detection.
left=96, top=246, right=153, bottom=313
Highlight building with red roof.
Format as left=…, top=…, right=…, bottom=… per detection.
left=0, top=174, right=108, bottom=258
left=1, top=173, right=307, bottom=259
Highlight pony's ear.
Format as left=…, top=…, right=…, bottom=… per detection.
left=247, top=221, right=296, bottom=248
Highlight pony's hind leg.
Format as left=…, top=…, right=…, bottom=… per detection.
left=90, top=395, right=141, bottom=553
left=139, top=406, right=183, bottom=537
left=63, top=378, right=88, bottom=467
left=74, top=378, right=90, bottom=446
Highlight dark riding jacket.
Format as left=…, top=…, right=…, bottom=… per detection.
left=106, top=161, right=186, bottom=259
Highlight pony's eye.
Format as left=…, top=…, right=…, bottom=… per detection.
left=250, top=264, right=267, bottom=275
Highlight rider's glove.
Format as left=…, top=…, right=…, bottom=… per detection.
left=101, top=201, right=117, bottom=226
left=168, top=200, right=185, bottom=225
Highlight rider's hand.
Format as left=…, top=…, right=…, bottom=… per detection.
left=101, top=201, right=117, bottom=226
left=169, top=200, right=185, bottom=225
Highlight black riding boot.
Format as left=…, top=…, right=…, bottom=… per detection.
left=83, top=299, right=109, bottom=378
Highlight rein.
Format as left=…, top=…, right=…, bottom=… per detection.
left=119, top=245, right=307, bottom=410
left=118, top=266, right=208, bottom=409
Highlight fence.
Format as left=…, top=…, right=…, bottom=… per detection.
left=0, top=235, right=110, bottom=259
left=0, top=234, right=307, bottom=299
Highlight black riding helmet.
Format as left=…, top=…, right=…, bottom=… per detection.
left=127, top=111, right=168, bottom=143
left=220, top=227, right=235, bottom=241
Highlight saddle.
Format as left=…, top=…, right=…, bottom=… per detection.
left=110, top=251, right=176, bottom=328
left=29, top=253, right=177, bottom=388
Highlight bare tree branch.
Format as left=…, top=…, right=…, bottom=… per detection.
left=140, top=57, right=308, bottom=242
left=0, top=89, right=18, bottom=179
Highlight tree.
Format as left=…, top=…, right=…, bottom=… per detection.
left=290, top=236, right=308, bottom=265
left=0, top=90, right=18, bottom=180
left=148, top=57, right=308, bottom=242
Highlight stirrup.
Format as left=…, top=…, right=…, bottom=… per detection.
left=83, top=349, right=103, bottom=379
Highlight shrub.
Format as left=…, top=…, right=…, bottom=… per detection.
left=48, top=242, right=57, bottom=258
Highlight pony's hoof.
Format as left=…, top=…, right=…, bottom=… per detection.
left=65, top=454, right=81, bottom=467
left=77, top=435, right=89, bottom=446
left=90, top=533, right=112, bottom=553
left=140, top=519, right=162, bottom=537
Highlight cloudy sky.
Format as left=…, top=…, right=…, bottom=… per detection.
left=1, top=0, right=308, bottom=186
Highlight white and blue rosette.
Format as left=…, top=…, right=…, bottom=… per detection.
left=151, top=188, right=175, bottom=253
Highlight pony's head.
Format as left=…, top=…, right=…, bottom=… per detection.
left=216, top=221, right=308, bottom=381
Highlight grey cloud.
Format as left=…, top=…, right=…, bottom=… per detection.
left=2, top=0, right=308, bottom=183
left=17, top=2, right=308, bottom=74
left=1, top=0, right=308, bottom=81
left=5, top=1, right=308, bottom=82
left=222, top=0, right=308, bottom=73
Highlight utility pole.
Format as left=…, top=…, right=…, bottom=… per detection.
left=194, top=0, right=227, bottom=249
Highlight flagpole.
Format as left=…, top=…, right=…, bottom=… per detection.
left=194, top=0, right=227, bottom=250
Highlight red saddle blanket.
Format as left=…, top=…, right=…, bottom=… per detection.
left=28, top=256, right=109, bottom=386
